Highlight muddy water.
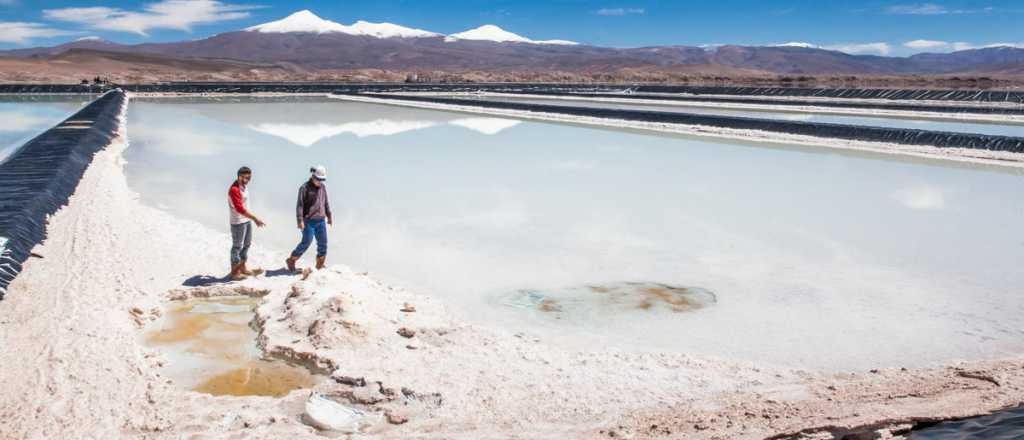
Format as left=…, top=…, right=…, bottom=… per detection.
left=145, top=296, right=320, bottom=397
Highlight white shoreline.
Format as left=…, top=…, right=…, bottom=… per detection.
left=331, top=94, right=1024, bottom=169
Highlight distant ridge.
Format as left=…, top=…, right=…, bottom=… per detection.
left=1, top=9, right=1022, bottom=78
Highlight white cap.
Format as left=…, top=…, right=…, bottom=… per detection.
left=311, top=165, right=327, bottom=181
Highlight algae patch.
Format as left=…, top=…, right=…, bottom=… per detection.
left=501, top=281, right=716, bottom=318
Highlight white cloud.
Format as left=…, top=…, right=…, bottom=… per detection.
left=885, top=3, right=994, bottom=15
left=901, top=40, right=1024, bottom=53
left=0, top=22, right=75, bottom=44
left=886, top=3, right=949, bottom=14
left=43, top=0, right=258, bottom=36
left=904, top=39, right=948, bottom=49
left=903, top=40, right=978, bottom=52
left=595, top=8, right=645, bottom=16
left=823, top=42, right=892, bottom=56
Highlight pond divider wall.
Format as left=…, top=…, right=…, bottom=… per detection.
left=0, top=89, right=126, bottom=298
left=486, top=91, right=1024, bottom=116
left=348, top=93, right=1024, bottom=153
left=1, top=83, right=1022, bottom=103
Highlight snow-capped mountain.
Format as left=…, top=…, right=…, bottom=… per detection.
left=246, top=11, right=574, bottom=44
left=775, top=42, right=818, bottom=48
left=4, top=9, right=1023, bottom=77
left=245, top=10, right=440, bottom=38
left=446, top=24, right=577, bottom=45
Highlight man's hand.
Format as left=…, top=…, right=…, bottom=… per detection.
left=255, top=218, right=266, bottom=227
left=327, top=217, right=333, bottom=226
left=298, top=221, right=304, bottom=230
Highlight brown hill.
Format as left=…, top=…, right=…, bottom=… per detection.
left=0, top=49, right=299, bottom=83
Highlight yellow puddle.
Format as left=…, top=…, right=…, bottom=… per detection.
left=146, top=296, right=319, bottom=397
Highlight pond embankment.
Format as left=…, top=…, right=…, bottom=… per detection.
left=0, top=89, right=126, bottom=297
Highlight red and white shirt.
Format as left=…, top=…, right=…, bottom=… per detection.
left=228, top=181, right=249, bottom=225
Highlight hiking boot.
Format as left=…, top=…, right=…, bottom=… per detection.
left=229, top=263, right=248, bottom=281
left=239, top=260, right=254, bottom=276
left=285, top=255, right=299, bottom=272
left=316, top=256, right=326, bottom=270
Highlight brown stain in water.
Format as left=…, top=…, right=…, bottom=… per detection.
left=193, top=362, right=318, bottom=397
left=146, top=296, right=320, bottom=397
left=539, top=299, right=561, bottom=312
left=641, top=286, right=699, bottom=312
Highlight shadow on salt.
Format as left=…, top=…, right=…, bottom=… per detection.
left=145, top=296, right=323, bottom=397
left=500, top=282, right=717, bottom=319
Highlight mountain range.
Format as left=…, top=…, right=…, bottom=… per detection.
left=2, top=10, right=1023, bottom=83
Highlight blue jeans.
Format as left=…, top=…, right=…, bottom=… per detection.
left=291, top=218, right=327, bottom=258
left=229, top=221, right=252, bottom=266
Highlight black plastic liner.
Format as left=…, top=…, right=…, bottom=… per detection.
left=1, top=83, right=1022, bottom=103
left=484, top=91, right=1024, bottom=116
left=347, top=93, right=1024, bottom=153
left=0, top=90, right=125, bottom=298
left=612, top=86, right=1024, bottom=103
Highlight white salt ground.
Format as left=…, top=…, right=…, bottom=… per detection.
left=0, top=95, right=1023, bottom=439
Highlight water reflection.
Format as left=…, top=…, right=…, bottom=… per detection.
left=125, top=97, right=1024, bottom=371
left=0, top=98, right=91, bottom=163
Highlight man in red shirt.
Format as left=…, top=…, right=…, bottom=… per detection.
left=228, top=166, right=266, bottom=280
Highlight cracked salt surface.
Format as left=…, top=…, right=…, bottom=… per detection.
left=126, top=97, right=1024, bottom=372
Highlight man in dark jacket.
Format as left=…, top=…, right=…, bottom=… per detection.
left=285, top=165, right=332, bottom=271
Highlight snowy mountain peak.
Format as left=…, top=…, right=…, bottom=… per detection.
left=446, top=24, right=577, bottom=45
left=245, top=10, right=439, bottom=38
left=448, top=25, right=531, bottom=43
left=348, top=20, right=441, bottom=38
left=245, top=10, right=347, bottom=33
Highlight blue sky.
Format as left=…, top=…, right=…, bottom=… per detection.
left=1, top=0, right=1022, bottom=56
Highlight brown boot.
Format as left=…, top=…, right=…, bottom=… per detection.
left=285, top=255, right=299, bottom=272
left=239, top=260, right=254, bottom=276
left=316, top=256, right=326, bottom=270
left=229, top=263, right=247, bottom=281
left=241, top=260, right=264, bottom=277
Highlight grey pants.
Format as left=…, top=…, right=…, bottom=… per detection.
left=230, top=221, right=252, bottom=266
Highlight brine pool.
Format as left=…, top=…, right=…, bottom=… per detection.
left=0, top=95, right=93, bottom=164
left=124, top=96, right=1024, bottom=372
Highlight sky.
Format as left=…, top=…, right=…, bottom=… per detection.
left=0, top=0, right=1022, bottom=56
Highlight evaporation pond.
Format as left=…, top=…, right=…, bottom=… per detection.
left=125, top=96, right=1024, bottom=371
left=145, top=295, right=320, bottom=397
left=0, top=95, right=94, bottom=163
